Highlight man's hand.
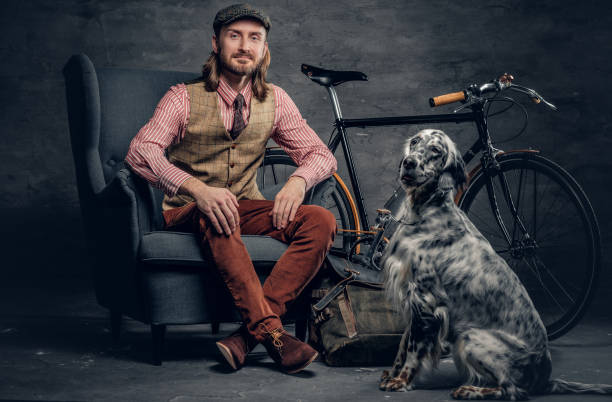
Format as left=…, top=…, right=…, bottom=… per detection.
left=268, top=176, right=306, bottom=230
left=179, top=177, right=240, bottom=236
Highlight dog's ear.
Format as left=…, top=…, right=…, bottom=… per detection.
left=441, top=153, right=468, bottom=191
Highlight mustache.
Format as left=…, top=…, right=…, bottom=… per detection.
left=232, top=52, right=254, bottom=59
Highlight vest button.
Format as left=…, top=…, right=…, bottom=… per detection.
left=230, top=162, right=235, bottom=168
left=231, top=143, right=237, bottom=149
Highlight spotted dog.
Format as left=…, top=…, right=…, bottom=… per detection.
left=379, top=129, right=612, bottom=399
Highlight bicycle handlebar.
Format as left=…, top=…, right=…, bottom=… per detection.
left=429, top=91, right=466, bottom=107
left=428, top=73, right=557, bottom=111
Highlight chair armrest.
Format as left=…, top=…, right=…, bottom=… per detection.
left=96, top=167, right=160, bottom=234
left=94, top=168, right=134, bottom=207
left=88, top=167, right=155, bottom=320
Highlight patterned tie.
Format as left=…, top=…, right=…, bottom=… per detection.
left=230, top=93, right=246, bottom=139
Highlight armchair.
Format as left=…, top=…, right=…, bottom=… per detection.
left=62, top=54, right=317, bottom=365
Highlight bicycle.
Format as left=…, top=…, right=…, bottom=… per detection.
left=256, top=65, right=601, bottom=341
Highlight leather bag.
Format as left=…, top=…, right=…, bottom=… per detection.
left=308, top=254, right=406, bottom=366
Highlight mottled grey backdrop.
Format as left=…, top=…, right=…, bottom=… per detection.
left=1, top=0, right=610, bottom=299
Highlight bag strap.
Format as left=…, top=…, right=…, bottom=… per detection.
left=326, top=254, right=385, bottom=286
left=337, top=288, right=358, bottom=338
left=312, top=271, right=356, bottom=312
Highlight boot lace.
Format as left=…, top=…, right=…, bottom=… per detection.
left=259, top=323, right=285, bottom=350
left=268, top=328, right=284, bottom=349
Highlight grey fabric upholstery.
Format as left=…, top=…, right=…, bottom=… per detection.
left=62, top=54, right=310, bottom=336
left=140, top=232, right=288, bottom=267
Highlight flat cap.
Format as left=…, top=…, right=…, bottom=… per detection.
left=213, top=4, right=271, bottom=35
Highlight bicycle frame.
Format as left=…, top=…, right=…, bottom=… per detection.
left=324, top=85, right=529, bottom=244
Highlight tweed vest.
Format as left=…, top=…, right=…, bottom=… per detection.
left=162, top=81, right=275, bottom=211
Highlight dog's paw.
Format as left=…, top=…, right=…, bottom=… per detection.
left=451, top=385, right=503, bottom=400
left=379, top=376, right=413, bottom=392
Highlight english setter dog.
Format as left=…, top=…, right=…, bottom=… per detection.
left=379, top=129, right=612, bottom=400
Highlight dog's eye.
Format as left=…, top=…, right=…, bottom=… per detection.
left=410, top=138, right=419, bottom=146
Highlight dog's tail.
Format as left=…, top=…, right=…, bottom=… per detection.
left=545, top=378, right=612, bottom=395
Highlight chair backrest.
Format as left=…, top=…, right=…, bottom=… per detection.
left=63, top=54, right=198, bottom=228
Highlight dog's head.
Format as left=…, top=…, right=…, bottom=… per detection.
left=399, top=129, right=467, bottom=192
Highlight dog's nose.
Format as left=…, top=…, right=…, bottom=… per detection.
left=403, top=157, right=417, bottom=170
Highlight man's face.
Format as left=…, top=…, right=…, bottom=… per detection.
left=212, top=19, right=268, bottom=77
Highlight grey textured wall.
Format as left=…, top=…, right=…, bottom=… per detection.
left=1, top=0, right=611, bottom=288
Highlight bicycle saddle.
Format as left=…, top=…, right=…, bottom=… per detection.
left=301, top=64, right=368, bottom=87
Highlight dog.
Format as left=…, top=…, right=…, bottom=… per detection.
left=379, top=129, right=612, bottom=400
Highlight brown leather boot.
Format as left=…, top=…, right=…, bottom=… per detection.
left=216, top=325, right=258, bottom=370
left=260, top=327, right=319, bottom=374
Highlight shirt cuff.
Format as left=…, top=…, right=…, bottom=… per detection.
left=290, top=166, right=318, bottom=192
left=159, top=164, right=193, bottom=197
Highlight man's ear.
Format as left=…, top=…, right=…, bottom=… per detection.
left=212, top=36, right=219, bottom=54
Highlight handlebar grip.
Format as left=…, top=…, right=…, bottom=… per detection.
left=429, top=91, right=466, bottom=107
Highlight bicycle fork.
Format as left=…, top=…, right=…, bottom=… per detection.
left=473, top=105, right=535, bottom=254
left=482, top=154, right=536, bottom=254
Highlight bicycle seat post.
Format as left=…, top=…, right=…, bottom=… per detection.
left=326, top=86, right=343, bottom=120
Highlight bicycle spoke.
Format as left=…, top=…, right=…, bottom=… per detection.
left=521, top=257, right=566, bottom=311
left=533, top=199, right=566, bottom=236
left=533, top=168, right=537, bottom=240
left=511, top=167, right=525, bottom=242
left=469, top=210, right=508, bottom=242
left=271, top=164, right=278, bottom=184
left=535, top=244, right=581, bottom=250
left=531, top=255, right=575, bottom=304
left=535, top=228, right=582, bottom=247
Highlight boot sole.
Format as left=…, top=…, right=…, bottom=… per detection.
left=216, top=341, right=238, bottom=370
left=285, top=351, right=319, bottom=374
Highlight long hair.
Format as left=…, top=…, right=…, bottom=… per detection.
left=201, top=42, right=271, bottom=101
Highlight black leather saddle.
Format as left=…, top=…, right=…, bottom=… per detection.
left=301, top=64, right=368, bottom=87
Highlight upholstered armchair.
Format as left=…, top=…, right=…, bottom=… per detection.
left=62, top=53, right=321, bottom=365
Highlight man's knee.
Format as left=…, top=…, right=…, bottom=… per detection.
left=199, top=210, right=243, bottom=239
left=300, top=205, right=337, bottom=236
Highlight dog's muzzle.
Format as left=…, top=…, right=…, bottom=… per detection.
left=400, top=157, right=419, bottom=185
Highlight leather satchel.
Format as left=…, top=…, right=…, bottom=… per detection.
left=308, top=254, right=406, bottom=366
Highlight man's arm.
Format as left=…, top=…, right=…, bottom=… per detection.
left=125, top=84, right=192, bottom=196
left=125, top=84, right=239, bottom=235
left=269, top=85, right=338, bottom=229
left=177, top=177, right=240, bottom=236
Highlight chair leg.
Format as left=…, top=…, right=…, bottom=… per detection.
left=295, top=319, right=307, bottom=341
left=151, top=324, right=166, bottom=366
left=110, top=310, right=121, bottom=345
left=211, top=321, right=220, bottom=334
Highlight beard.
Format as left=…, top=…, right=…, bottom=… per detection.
left=219, top=49, right=263, bottom=77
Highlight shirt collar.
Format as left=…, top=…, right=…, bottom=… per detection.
left=217, top=76, right=252, bottom=109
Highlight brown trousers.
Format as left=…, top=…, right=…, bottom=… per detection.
left=162, top=199, right=337, bottom=342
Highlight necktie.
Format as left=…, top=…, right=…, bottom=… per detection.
left=230, top=93, right=246, bottom=139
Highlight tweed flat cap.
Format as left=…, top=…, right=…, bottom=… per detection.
left=213, top=4, right=271, bottom=35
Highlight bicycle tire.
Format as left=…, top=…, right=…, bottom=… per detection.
left=458, top=152, right=601, bottom=340
left=258, top=150, right=358, bottom=256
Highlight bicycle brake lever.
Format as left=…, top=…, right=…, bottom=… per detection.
left=453, top=102, right=472, bottom=113
left=509, top=85, right=558, bottom=111
left=453, top=91, right=480, bottom=113
left=535, top=95, right=557, bottom=111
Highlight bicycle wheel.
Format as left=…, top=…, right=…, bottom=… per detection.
left=257, top=149, right=358, bottom=256
left=458, top=152, right=601, bottom=340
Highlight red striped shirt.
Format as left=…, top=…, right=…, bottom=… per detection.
left=125, top=77, right=337, bottom=197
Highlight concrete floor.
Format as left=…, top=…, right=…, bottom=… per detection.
left=1, top=277, right=612, bottom=402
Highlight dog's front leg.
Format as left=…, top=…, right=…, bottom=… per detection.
left=380, top=309, right=441, bottom=392
left=380, top=325, right=411, bottom=389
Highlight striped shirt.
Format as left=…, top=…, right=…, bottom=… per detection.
left=125, top=77, right=337, bottom=196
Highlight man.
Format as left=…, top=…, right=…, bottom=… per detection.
left=125, top=3, right=337, bottom=374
